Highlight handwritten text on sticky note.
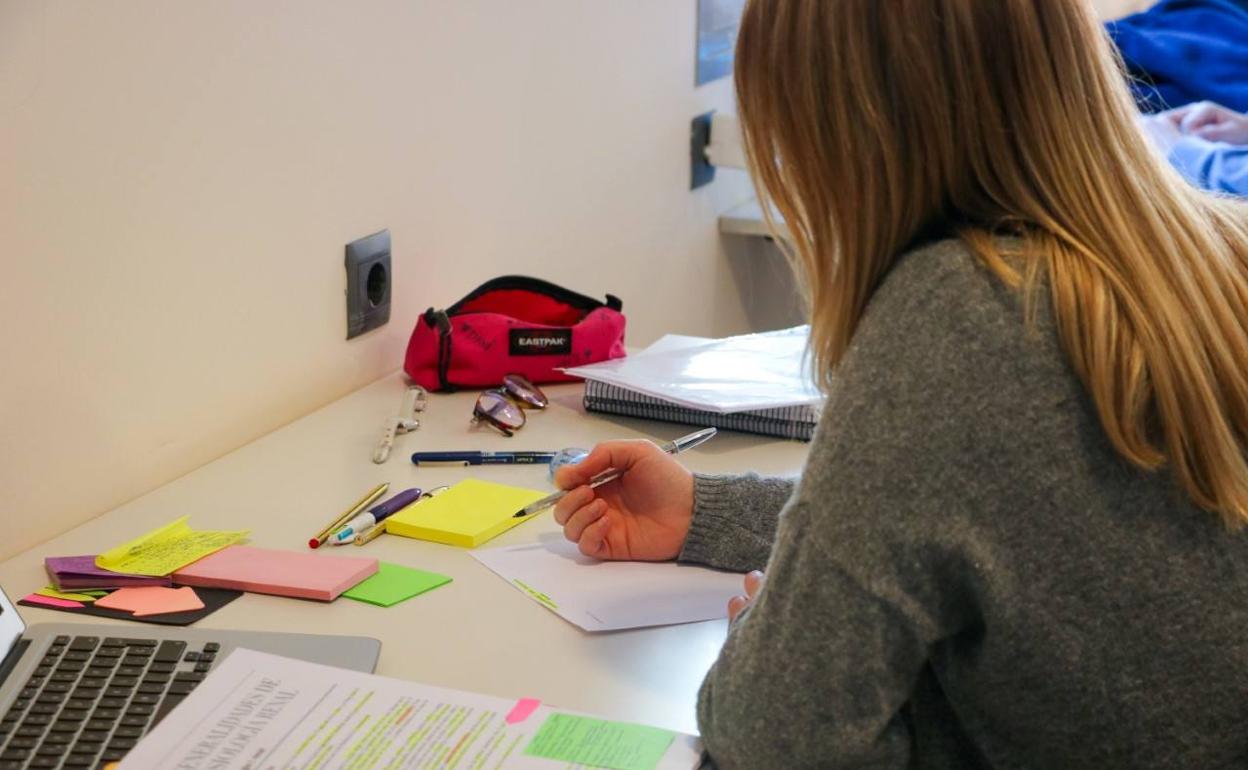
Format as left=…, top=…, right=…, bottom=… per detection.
left=523, top=713, right=676, bottom=770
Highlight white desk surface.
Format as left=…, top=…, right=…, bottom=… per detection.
left=0, top=372, right=810, bottom=735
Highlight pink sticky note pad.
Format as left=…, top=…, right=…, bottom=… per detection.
left=22, top=593, right=84, bottom=609
left=95, top=586, right=204, bottom=616
left=172, top=545, right=378, bottom=601
left=505, top=698, right=541, bottom=724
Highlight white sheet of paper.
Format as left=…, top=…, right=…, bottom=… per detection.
left=561, top=325, right=823, bottom=413
left=471, top=535, right=742, bottom=631
left=118, top=648, right=700, bottom=770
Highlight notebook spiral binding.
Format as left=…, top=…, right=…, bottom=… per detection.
left=583, top=380, right=818, bottom=441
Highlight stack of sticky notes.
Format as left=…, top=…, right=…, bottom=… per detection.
left=173, top=545, right=378, bottom=601
left=385, top=479, right=546, bottom=547
left=44, top=556, right=172, bottom=591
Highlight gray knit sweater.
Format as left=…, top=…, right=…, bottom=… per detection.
left=678, top=239, right=1248, bottom=769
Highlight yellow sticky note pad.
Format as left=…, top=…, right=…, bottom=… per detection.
left=96, top=516, right=249, bottom=577
left=385, top=479, right=546, bottom=548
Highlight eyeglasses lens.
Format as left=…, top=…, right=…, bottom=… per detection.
left=502, top=374, right=548, bottom=409
left=474, top=390, right=526, bottom=433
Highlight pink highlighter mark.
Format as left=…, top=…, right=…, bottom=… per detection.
left=505, top=698, right=541, bottom=724
left=22, top=593, right=84, bottom=609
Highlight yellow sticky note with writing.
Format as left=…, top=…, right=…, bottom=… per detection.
left=385, top=479, right=546, bottom=548
left=96, top=516, right=249, bottom=577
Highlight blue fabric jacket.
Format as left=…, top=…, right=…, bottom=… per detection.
left=1108, top=0, right=1248, bottom=113
left=1170, top=136, right=1248, bottom=196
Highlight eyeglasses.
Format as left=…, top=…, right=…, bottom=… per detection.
left=471, top=374, right=549, bottom=437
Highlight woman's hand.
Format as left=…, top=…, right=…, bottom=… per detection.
left=728, top=570, right=766, bottom=623
left=1165, top=101, right=1248, bottom=145
left=552, top=439, right=694, bottom=561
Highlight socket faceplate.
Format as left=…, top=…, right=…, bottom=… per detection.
left=345, top=229, right=391, bottom=339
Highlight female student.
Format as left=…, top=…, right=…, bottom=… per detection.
left=554, top=0, right=1248, bottom=766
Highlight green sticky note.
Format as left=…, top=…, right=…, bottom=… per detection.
left=341, top=562, right=451, bottom=607
left=523, top=713, right=675, bottom=770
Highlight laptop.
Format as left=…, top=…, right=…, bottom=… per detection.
left=0, top=584, right=380, bottom=770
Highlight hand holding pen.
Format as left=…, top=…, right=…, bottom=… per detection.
left=539, top=428, right=716, bottom=561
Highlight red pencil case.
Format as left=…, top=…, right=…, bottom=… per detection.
left=404, top=276, right=626, bottom=391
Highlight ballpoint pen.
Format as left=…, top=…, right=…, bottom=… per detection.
left=354, top=486, right=450, bottom=545
left=327, top=487, right=423, bottom=545
left=309, top=482, right=389, bottom=548
left=512, top=427, right=718, bottom=518
left=411, top=451, right=557, bottom=466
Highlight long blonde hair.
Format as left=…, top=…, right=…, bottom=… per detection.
left=735, top=0, right=1248, bottom=526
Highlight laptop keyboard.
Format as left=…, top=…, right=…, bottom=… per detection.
left=0, top=635, right=218, bottom=770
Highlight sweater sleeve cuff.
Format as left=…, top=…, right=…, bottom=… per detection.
left=679, top=473, right=793, bottom=572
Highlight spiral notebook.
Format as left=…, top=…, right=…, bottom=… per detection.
left=569, top=327, right=822, bottom=441
left=583, top=380, right=818, bottom=440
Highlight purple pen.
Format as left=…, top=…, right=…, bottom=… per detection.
left=327, top=488, right=422, bottom=545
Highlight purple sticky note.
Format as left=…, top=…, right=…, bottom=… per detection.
left=44, top=556, right=173, bottom=590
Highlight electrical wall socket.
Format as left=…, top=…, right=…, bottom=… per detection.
left=345, top=229, right=391, bottom=340
left=690, top=111, right=716, bottom=190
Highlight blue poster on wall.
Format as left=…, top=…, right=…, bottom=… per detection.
left=697, top=0, right=746, bottom=85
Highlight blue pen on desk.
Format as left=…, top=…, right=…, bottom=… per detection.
left=411, top=451, right=557, bottom=467
left=328, top=487, right=423, bottom=546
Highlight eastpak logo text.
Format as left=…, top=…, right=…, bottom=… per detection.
left=509, top=328, right=572, bottom=355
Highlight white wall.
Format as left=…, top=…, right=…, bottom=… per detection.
left=0, top=1, right=759, bottom=560
left=1092, top=0, right=1151, bottom=18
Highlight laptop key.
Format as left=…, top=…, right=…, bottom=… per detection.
left=152, top=694, right=186, bottom=725
left=0, top=749, right=29, bottom=761
left=67, top=637, right=98, bottom=652
left=58, top=709, right=88, bottom=722
left=112, top=726, right=143, bottom=739
left=35, top=742, right=68, bottom=756
left=168, top=681, right=197, bottom=696
left=62, top=651, right=91, bottom=663
left=154, top=641, right=186, bottom=663
left=120, top=715, right=148, bottom=728
left=28, top=757, right=60, bottom=768
left=15, top=725, right=46, bottom=738
left=40, top=733, right=72, bottom=745
left=6, top=738, right=36, bottom=750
